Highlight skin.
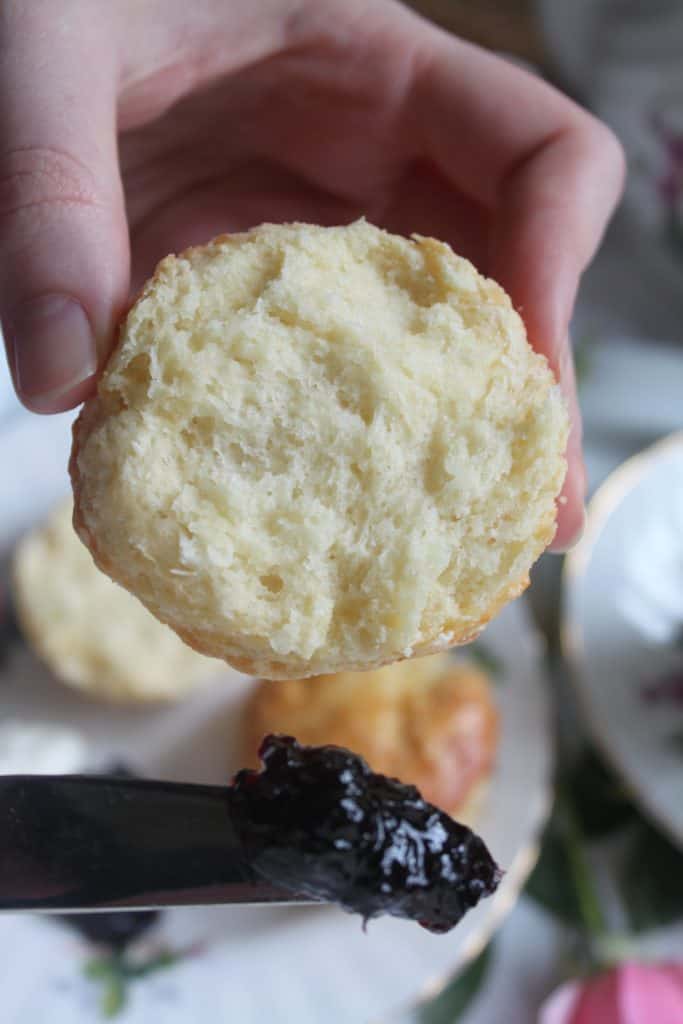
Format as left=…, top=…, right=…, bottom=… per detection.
left=0, top=0, right=624, bottom=549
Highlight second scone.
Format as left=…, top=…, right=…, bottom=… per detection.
left=13, top=499, right=219, bottom=702
left=71, top=220, right=568, bottom=678
left=243, top=654, right=499, bottom=819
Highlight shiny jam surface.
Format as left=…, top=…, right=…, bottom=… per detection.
left=229, top=735, right=501, bottom=933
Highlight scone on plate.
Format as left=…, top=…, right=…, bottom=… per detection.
left=242, top=653, right=498, bottom=820
left=71, top=220, right=568, bottom=679
left=13, top=500, right=220, bottom=703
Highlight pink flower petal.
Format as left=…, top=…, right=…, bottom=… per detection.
left=571, top=970, right=623, bottom=1024
left=539, top=964, right=683, bottom=1023
left=545, top=964, right=683, bottom=1024
left=661, top=963, right=683, bottom=992
left=538, top=980, right=583, bottom=1024
left=620, top=963, right=683, bottom=1023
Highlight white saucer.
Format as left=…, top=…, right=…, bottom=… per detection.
left=564, top=433, right=683, bottom=850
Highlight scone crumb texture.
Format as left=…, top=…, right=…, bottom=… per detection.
left=71, top=220, right=568, bottom=678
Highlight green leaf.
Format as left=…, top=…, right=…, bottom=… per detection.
left=568, top=747, right=637, bottom=839
left=84, top=956, right=128, bottom=1018
left=84, top=948, right=183, bottom=1019
left=417, top=942, right=493, bottom=1024
left=84, top=957, right=117, bottom=980
left=126, top=950, right=183, bottom=979
left=101, top=973, right=127, bottom=1018
left=619, top=821, right=683, bottom=932
left=525, top=812, right=585, bottom=927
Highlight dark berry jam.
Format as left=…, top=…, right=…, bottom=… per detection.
left=229, top=735, right=501, bottom=933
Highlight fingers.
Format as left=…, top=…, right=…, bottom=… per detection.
left=487, top=114, right=625, bottom=371
left=413, top=30, right=625, bottom=221
left=413, top=29, right=625, bottom=548
left=488, top=111, right=624, bottom=551
left=0, top=3, right=129, bottom=412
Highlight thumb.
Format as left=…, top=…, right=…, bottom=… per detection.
left=0, top=7, right=129, bottom=413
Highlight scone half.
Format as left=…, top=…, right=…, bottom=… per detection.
left=71, top=220, right=568, bottom=678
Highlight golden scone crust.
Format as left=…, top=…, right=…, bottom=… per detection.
left=243, top=654, right=499, bottom=817
left=13, top=500, right=220, bottom=703
left=71, top=220, right=568, bottom=679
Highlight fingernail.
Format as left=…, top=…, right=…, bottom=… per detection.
left=3, top=294, right=98, bottom=409
left=551, top=504, right=586, bottom=555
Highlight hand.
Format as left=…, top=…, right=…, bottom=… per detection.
left=0, top=0, right=624, bottom=549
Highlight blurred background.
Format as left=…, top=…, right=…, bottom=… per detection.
left=404, top=3, right=683, bottom=1022
left=1, top=2, right=682, bottom=1022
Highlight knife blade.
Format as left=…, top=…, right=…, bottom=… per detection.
left=0, top=774, right=314, bottom=912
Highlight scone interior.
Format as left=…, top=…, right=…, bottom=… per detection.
left=244, top=653, right=499, bottom=817
left=71, top=220, right=568, bottom=677
left=13, top=500, right=219, bottom=703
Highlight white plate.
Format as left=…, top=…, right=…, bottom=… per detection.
left=564, top=433, right=683, bottom=851
left=0, top=408, right=552, bottom=1024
